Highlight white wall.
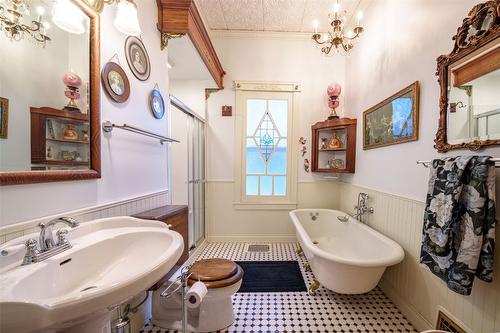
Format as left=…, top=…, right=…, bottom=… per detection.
left=170, top=79, right=213, bottom=119
left=0, top=2, right=170, bottom=226
left=343, top=1, right=500, bottom=332
left=344, top=0, right=500, bottom=202
left=205, top=33, right=345, bottom=239
left=207, top=32, right=347, bottom=182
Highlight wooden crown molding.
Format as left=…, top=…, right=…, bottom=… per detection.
left=156, top=0, right=225, bottom=89
left=435, top=0, right=500, bottom=153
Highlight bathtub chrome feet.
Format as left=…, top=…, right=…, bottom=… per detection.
left=295, top=244, right=303, bottom=256
left=303, top=263, right=311, bottom=272
left=308, top=278, right=320, bottom=295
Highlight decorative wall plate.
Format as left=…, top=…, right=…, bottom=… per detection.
left=101, top=62, right=130, bottom=103
left=125, top=36, right=151, bottom=81
left=149, top=89, right=165, bottom=119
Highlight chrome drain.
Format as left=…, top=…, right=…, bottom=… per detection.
left=81, top=286, right=97, bottom=292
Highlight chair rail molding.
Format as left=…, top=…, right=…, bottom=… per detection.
left=156, top=0, right=225, bottom=89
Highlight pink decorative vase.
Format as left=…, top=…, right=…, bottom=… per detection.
left=63, top=72, right=82, bottom=112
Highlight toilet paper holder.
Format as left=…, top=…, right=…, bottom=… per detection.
left=160, top=264, right=198, bottom=333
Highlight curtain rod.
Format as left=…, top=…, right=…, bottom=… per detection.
left=416, top=158, right=500, bottom=168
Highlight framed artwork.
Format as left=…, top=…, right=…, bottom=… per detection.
left=363, top=81, right=419, bottom=150
left=149, top=89, right=165, bottom=119
left=125, top=36, right=151, bottom=81
left=101, top=62, right=130, bottom=103
left=0, top=97, right=8, bottom=139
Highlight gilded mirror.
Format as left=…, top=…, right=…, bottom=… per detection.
left=435, top=0, right=500, bottom=152
left=0, top=0, right=100, bottom=185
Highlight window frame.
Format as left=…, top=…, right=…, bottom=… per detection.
left=233, top=81, right=300, bottom=210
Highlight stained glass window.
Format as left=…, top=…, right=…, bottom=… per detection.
left=246, top=99, right=288, bottom=196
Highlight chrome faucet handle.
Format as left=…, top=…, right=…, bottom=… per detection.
left=39, top=217, right=79, bottom=252
left=22, top=239, right=39, bottom=265
left=56, top=229, right=70, bottom=245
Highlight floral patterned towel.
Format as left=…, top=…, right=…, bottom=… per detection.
left=420, top=156, right=496, bottom=295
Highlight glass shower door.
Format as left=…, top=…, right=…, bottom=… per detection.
left=186, top=116, right=205, bottom=251
left=191, top=119, right=205, bottom=248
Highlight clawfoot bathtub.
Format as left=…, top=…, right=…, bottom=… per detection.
left=290, top=209, right=404, bottom=294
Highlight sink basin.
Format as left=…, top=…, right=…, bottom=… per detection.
left=0, top=216, right=184, bottom=333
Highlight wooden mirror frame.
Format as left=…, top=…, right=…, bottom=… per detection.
left=0, top=0, right=101, bottom=185
left=435, top=0, right=500, bottom=153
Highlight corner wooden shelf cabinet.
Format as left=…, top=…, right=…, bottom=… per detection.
left=30, top=107, right=91, bottom=170
left=311, top=118, right=357, bottom=173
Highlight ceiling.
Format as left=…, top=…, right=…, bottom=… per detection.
left=196, top=0, right=363, bottom=33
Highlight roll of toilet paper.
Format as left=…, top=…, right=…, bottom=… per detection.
left=185, top=281, right=208, bottom=309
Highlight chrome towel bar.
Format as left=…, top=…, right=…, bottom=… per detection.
left=102, top=121, right=179, bottom=144
left=417, top=158, right=500, bottom=168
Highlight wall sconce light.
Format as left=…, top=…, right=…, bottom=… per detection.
left=81, top=0, right=141, bottom=36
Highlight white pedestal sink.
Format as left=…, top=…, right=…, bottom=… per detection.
left=0, top=217, right=184, bottom=333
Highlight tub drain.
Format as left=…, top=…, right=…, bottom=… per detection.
left=81, top=286, right=97, bottom=292
left=312, top=240, right=319, bottom=245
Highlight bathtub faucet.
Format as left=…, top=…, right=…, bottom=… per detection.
left=354, top=193, right=374, bottom=222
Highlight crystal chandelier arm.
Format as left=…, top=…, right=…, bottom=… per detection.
left=312, top=33, right=327, bottom=45
left=21, top=20, right=42, bottom=33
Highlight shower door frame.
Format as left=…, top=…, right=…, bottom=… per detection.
left=169, top=95, right=206, bottom=251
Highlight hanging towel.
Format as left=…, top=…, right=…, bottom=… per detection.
left=420, top=156, right=496, bottom=295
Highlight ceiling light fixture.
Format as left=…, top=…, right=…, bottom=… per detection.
left=0, top=0, right=51, bottom=46
left=312, top=0, right=364, bottom=55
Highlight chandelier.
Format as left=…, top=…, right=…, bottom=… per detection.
left=312, top=0, right=364, bottom=55
left=0, top=0, right=51, bottom=46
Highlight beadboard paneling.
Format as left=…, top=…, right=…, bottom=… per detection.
left=0, top=191, right=169, bottom=245
left=338, top=183, right=500, bottom=333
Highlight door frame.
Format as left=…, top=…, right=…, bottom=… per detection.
left=169, top=94, right=206, bottom=249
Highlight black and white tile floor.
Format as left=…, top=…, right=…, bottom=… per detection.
left=141, top=242, right=417, bottom=333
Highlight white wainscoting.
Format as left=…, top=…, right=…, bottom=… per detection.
left=206, top=180, right=340, bottom=242
left=0, top=190, right=169, bottom=244
left=338, top=183, right=500, bottom=333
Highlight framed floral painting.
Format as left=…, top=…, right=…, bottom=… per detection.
left=363, top=81, right=419, bottom=150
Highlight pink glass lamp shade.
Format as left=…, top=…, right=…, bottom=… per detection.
left=63, top=72, right=82, bottom=88
left=327, top=82, right=341, bottom=97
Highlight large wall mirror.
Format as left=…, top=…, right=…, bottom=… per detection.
left=435, top=0, right=499, bottom=152
left=0, top=0, right=100, bottom=185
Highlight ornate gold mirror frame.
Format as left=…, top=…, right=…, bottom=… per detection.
left=435, top=0, right=500, bottom=152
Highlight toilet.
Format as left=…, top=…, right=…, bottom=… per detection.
left=152, top=259, right=244, bottom=332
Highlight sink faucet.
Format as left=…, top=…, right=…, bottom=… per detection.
left=354, top=193, right=374, bottom=222
left=22, top=217, right=79, bottom=265
left=39, top=217, right=80, bottom=251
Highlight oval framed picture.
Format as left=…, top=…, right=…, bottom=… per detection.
left=125, top=36, right=151, bottom=81
left=149, top=89, right=165, bottom=119
left=101, top=62, right=130, bottom=103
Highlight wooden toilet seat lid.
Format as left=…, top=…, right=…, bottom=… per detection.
left=189, top=258, right=238, bottom=281
left=188, top=263, right=243, bottom=289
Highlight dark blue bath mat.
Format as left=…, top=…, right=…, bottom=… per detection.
left=235, top=261, right=307, bottom=293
